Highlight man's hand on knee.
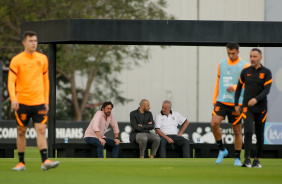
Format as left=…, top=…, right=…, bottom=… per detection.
left=99, top=139, right=106, bottom=146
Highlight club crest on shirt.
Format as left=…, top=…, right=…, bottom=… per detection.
left=243, top=107, right=248, bottom=113
left=37, top=60, right=41, bottom=66
left=259, top=73, right=265, bottom=79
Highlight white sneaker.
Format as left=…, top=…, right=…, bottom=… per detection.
left=41, top=159, right=60, bottom=171
left=12, top=162, right=26, bottom=171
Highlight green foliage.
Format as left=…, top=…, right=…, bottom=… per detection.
left=0, top=0, right=174, bottom=120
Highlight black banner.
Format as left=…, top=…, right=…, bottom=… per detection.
left=0, top=120, right=249, bottom=146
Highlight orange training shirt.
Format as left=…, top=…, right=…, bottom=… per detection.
left=8, top=51, right=49, bottom=105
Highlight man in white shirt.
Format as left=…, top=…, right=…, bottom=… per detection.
left=154, top=100, right=190, bottom=158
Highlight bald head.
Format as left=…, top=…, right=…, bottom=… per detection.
left=139, top=99, right=150, bottom=112
left=140, top=99, right=149, bottom=106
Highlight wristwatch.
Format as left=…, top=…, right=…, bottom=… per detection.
left=115, top=137, right=119, bottom=140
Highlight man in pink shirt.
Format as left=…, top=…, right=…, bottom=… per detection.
left=84, top=102, right=120, bottom=158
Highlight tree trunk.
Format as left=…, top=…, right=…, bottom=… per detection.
left=79, top=69, right=97, bottom=114
left=70, top=72, right=81, bottom=121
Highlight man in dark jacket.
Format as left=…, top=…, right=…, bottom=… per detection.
left=130, top=99, right=160, bottom=158
left=235, top=48, right=272, bottom=168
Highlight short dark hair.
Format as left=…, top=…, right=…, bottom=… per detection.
left=22, top=31, right=37, bottom=40
left=251, top=48, right=262, bottom=55
left=226, top=42, right=240, bottom=50
left=101, top=101, right=114, bottom=110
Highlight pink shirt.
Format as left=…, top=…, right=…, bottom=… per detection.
left=84, top=111, right=119, bottom=139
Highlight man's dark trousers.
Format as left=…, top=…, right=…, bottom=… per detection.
left=159, top=135, right=190, bottom=158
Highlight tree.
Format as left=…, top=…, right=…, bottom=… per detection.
left=0, top=0, right=174, bottom=121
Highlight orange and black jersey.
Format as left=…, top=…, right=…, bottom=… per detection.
left=235, top=64, right=272, bottom=111
left=8, top=51, right=49, bottom=106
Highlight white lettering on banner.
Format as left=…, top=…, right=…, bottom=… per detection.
left=265, top=123, right=282, bottom=144
left=77, top=128, right=83, bottom=138
left=25, top=128, right=37, bottom=139
left=56, top=128, right=64, bottom=138
left=252, top=135, right=257, bottom=144
left=192, top=127, right=257, bottom=144
left=0, top=128, right=17, bottom=138
left=0, top=127, right=83, bottom=139
left=221, top=128, right=233, bottom=134
left=223, top=134, right=233, bottom=144
left=269, top=129, right=282, bottom=140
left=55, top=128, right=83, bottom=139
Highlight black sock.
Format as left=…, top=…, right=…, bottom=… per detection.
left=40, top=149, right=48, bottom=163
left=18, top=152, right=25, bottom=164
left=235, top=150, right=241, bottom=159
left=216, top=140, right=225, bottom=151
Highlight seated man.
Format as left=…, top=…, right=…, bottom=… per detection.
left=84, top=101, right=120, bottom=158
left=130, top=99, right=160, bottom=158
left=155, top=100, right=190, bottom=158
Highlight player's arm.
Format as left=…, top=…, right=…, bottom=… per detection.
left=43, top=56, right=50, bottom=112
left=178, top=120, right=189, bottom=136
left=213, top=63, right=220, bottom=105
left=110, top=117, right=120, bottom=145
left=234, top=71, right=244, bottom=114
left=43, top=71, right=49, bottom=112
left=91, top=114, right=105, bottom=145
left=155, top=129, right=174, bottom=144
left=8, top=60, right=19, bottom=110
left=114, top=133, right=120, bottom=145
left=254, top=69, right=273, bottom=104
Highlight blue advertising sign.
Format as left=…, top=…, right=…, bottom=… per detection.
left=264, top=122, right=282, bottom=145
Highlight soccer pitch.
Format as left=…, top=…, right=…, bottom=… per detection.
left=0, top=147, right=281, bottom=184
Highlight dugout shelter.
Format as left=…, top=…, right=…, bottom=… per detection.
left=21, top=19, right=282, bottom=157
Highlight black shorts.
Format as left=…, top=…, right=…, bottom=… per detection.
left=15, top=104, right=48, bottom=127
left=212, top=101, right=242, bottom=125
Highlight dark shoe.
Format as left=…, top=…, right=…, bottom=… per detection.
left=252, top=159, right=262, bottom=168
left=242, top=158, right=251, bottom=168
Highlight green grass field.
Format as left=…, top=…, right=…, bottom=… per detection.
left=0, top=147, right=281, bottom=184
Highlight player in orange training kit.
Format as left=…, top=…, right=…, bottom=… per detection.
left=8, top=31, right=59, bottom=171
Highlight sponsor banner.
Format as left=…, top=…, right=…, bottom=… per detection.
left=264, top=122, right=282, bottom=145
left=2, top=120, right=278, bottom=146
left=0, top=121, right=87, bottom=145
